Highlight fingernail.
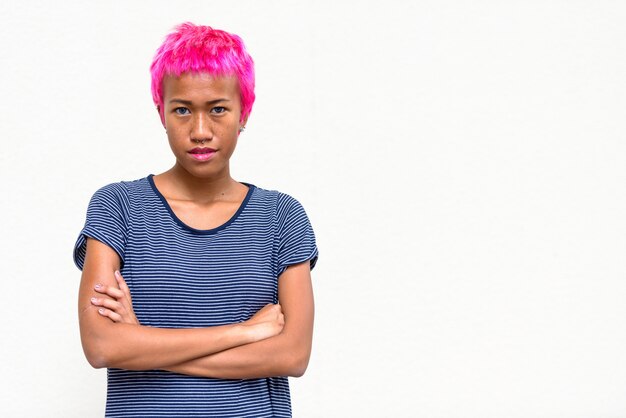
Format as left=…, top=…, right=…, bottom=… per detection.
left=114, top=270, right=120, bottom=277
left=98, top=308, right=104, bottom=314
left=90, top=297, right=97, bottom=303
left=95, top=284, right=102, bottom=289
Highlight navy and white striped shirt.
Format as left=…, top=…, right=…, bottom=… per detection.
left=73, top=174, right=319, bottom=417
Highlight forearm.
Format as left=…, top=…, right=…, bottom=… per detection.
left=163, top=262, right=316, bottom=380
left=163, top=332, right=310, bottom=379
left=80, top=306, right=256, bottom=370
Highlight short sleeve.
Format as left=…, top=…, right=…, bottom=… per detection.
left=275, top=194, right=319, bottom=277
left=73, top=183, right=129, bottom=270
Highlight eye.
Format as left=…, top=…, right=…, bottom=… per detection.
left=211, top=106, right=227, bottom=114
left=174, top=107, right=190, bottom=115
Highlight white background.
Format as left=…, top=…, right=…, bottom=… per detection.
left=1, top=1, right=625, bottom=417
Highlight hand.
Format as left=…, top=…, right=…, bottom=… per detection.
left=242, top=303, right=285, bottom=341
left=91, top=270, right=139, bottom=325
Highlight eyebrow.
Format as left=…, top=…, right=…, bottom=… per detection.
left=169, top=98, right=230, bottom=105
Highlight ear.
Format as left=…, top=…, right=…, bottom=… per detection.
left=238, top=114, right=249, bottom=136
left=157, top=105, right=166, bottom=128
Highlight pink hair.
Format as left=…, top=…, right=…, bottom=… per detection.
left=150, top=22, right=255, bottom=125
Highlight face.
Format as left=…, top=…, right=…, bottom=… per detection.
left=160, top=72, right=247, bottom=180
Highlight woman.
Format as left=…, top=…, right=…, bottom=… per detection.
left=73, top=22, right=319, bottom=417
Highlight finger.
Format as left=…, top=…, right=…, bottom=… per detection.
left=91, top=297, right=125, bottom=313
left=114, top=270, right=133, bottom=302
left=100, top=297, right=126, bottom=313
left=94, top=284, right=125, bottom=300
left=97, top=307, right=123, bottom=323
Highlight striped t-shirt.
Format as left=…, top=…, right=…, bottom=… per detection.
left=73, top=174, right=319, bottom=417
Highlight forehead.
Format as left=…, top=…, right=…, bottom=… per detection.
left=162, top=72, right=240, bottom=102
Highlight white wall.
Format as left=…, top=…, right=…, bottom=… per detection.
left=1, top=1, right=625, bottom=416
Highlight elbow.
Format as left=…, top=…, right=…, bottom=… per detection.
left=82, top=329, right=145, bottom=371
left=83, top=336, right=132, bottom=369
left=82, top=331, right=119, bottom=369
left=80, top=324, right=118, bottom=369
left=289, top=364, right=307, bottom=378
left=80, top=308, right=126, bottom=369
left=286, top=348, right=311, bottom=378
left=86, top=352, right=108, bottom=369
left=83, top=342, right=109, bottom=369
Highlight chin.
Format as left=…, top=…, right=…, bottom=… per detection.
left=179, top=162, right=227, bottom=179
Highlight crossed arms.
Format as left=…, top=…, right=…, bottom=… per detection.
left=78, top=237, right=315, bottom=379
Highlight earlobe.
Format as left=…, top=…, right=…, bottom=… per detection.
left=239, top=115, right=249, bottom=134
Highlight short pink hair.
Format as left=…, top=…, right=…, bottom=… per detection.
left=150, top=22, right=255, bottom=124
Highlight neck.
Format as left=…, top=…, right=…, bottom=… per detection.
left=158, top=163, right=241, bottom=202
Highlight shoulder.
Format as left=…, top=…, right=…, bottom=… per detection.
left=87, top=177, right=149, bottom=214
left=249, top=185, right=315, bottom=237
left=248, top=183, right=307, bottom=215
left=90, top=177, right=147, bottom=201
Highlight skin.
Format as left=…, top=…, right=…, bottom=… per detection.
left=79, top=238, right=285, bottom=370
left=154, top=72, right=249, bottom=216
left=79, top=72, right=315, bottom=378
left=93, top=260, right=314, bottom=378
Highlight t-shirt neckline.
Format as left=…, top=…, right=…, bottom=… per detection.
left=146, top=174, right=255, bottom=235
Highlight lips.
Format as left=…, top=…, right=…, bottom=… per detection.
left=189, top=147, right=217, bottom=154
left=188, top=147, right=217, bottom=162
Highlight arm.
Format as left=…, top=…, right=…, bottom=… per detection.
left=78, top=237, right=283, bottom=370
left=162, top=260, right=315, bottom=379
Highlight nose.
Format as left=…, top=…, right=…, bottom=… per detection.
left=190, top=112, right=213, bottom=143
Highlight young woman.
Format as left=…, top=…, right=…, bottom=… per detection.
left=73, top=22, right=319, bottom=417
